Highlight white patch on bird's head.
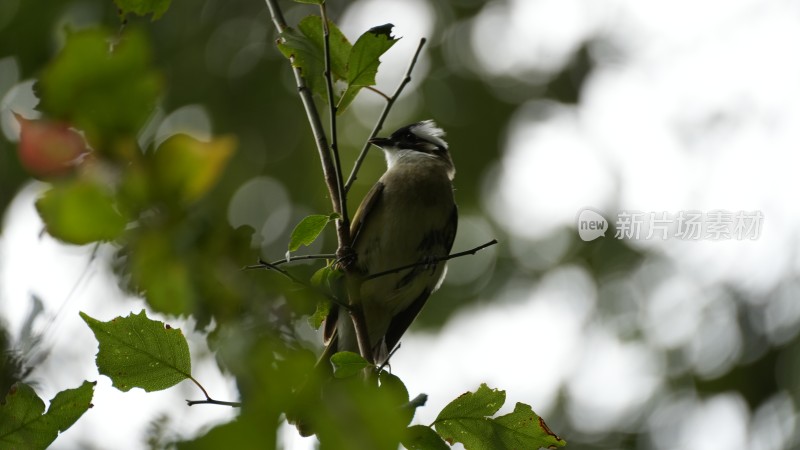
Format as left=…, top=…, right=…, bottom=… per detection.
left=385, top=148, right=437, bottom=169
left=410, top=120, right=448, bottom=149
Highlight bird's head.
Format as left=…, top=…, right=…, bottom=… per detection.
left=369, top=120, right=455, bottom=180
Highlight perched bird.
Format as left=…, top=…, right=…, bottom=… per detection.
left=324, top=120, right=458, bottom=366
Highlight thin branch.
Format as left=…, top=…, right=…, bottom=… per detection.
left=242, top=253, right=336, bottom=270
left=344, top=37, right=427, bottom=193
left=317, top=2, right=373, bottom=363
left=364, top=85, right=391, bottom=101
left=347, top=303, right=373, bottom=363
left=263, top=0, right=377, bottom=365
left=254, top=258, right=351, bottom=311
left=185, top=376, right=241, bottom=407
left=365, top=239, right=498, bottom=281
left=256, top=258, right=306, bottom=285
left=264, top=0, right=347, bottom=247
left=264, top=0, right=287, bottom=32
left=377, top=342, right=401, bottom=373
left=186, top=398, right=242, bottom=407
left=320, top=3, right=349, bottom=237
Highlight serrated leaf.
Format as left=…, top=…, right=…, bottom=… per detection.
left=337, top=23, right=398, bottom=113
left=114, top=0, right=172, bottom=19
left=277, top=15, right=351, bottom=101
left=153, top=134, right=236, bottom=204
left=330, top=351, right=370, bottom=378
left=80, top=310, right=192, bottom=392
left=38, top=28, right=161, bottom=149
left=402, top=425, right=450, bottom=450
left=0, top=381, right=95, bottom=450
left=433, top=384, right=566, bottom=450
left=493, top=403, right=566, bottom=449
left=288, top=213, right=338, bottom=252
left=436, top=384, right=505, bottom=422
left=36, top=179, right=127, bottom=244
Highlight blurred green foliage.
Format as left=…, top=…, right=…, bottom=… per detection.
left=0, top=381, right=95, bottom=449
left=1, top=0, right=556, bottom=448
left=1, top=0, right=796, bottom=449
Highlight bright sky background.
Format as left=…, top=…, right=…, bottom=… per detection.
left=2, top=0, right=800, bottom=449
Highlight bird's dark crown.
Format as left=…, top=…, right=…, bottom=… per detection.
left=372, top=120, right=449, bottom=153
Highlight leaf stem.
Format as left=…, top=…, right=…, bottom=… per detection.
left=186, top=398, right=242, bottom=407
left=364, top=85, right=391, bottom=101
left=365, top=239, right=498, bottom=281
left=344, top=37, right=427, bottom=193
left=186, top=376, right=242, bottom=407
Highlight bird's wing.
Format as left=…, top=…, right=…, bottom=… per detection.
left=350, top=180, right=385, bottom=245
left=383, top=204, right=458, bottom=354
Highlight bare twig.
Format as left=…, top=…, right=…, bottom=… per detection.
left=242, top=253, right=336, bottom=270
left=344, top=37, right=427, bottom=193
left=377, top=343, right=401, bottom=372
left=365, top=239, right=498, bottom=281
left=186, top=376, right=241, bottom=407
left=186, top=398, right=242, bottom=407
left=364, top=86, right=391, bottom=101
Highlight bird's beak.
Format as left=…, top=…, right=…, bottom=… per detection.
left=368, top=137, right=393, bottom=148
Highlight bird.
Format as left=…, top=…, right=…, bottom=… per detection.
left=324, top=119, right=458, bottom=366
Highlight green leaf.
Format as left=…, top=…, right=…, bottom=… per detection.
left=493, top=403, right=566, bottom=449
left=36, top=179, right=127, bottom=244
left=379, top=371, right=417, bottom=426
left=80, top=310, right=192, bottom=392
left=433, top=384, right=566, bottom=450
left=277, top=15, right=351, bottom=100
left=176, top=414, right=267, bottom=450
left=402, top=425, right=450, bottom=450
left=310, top=265, right=331, bottom=286
left=307, top=299, right=331, bottom=330
left=128, top=230, right=194, bottom=315
left=152, top=134, right=236, bottom=204
left=288, top=213, right=338, bottom=252
left=293, top=0, right=323, bottom=3
left=330, top=351, right=370, bottom=378
left=337, top=24, right=398, bottom=113
left=378, top=371, right=409, bottom=406
left=437, top=384, right=505, bottom=421
left=0, top=381, right=95, bottom=450
left=114, top=0, right=172, bottom=20
left=37, top=27, right=162, bottom=149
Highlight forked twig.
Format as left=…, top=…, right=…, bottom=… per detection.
left=344, top=38, right=427, bottom=193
